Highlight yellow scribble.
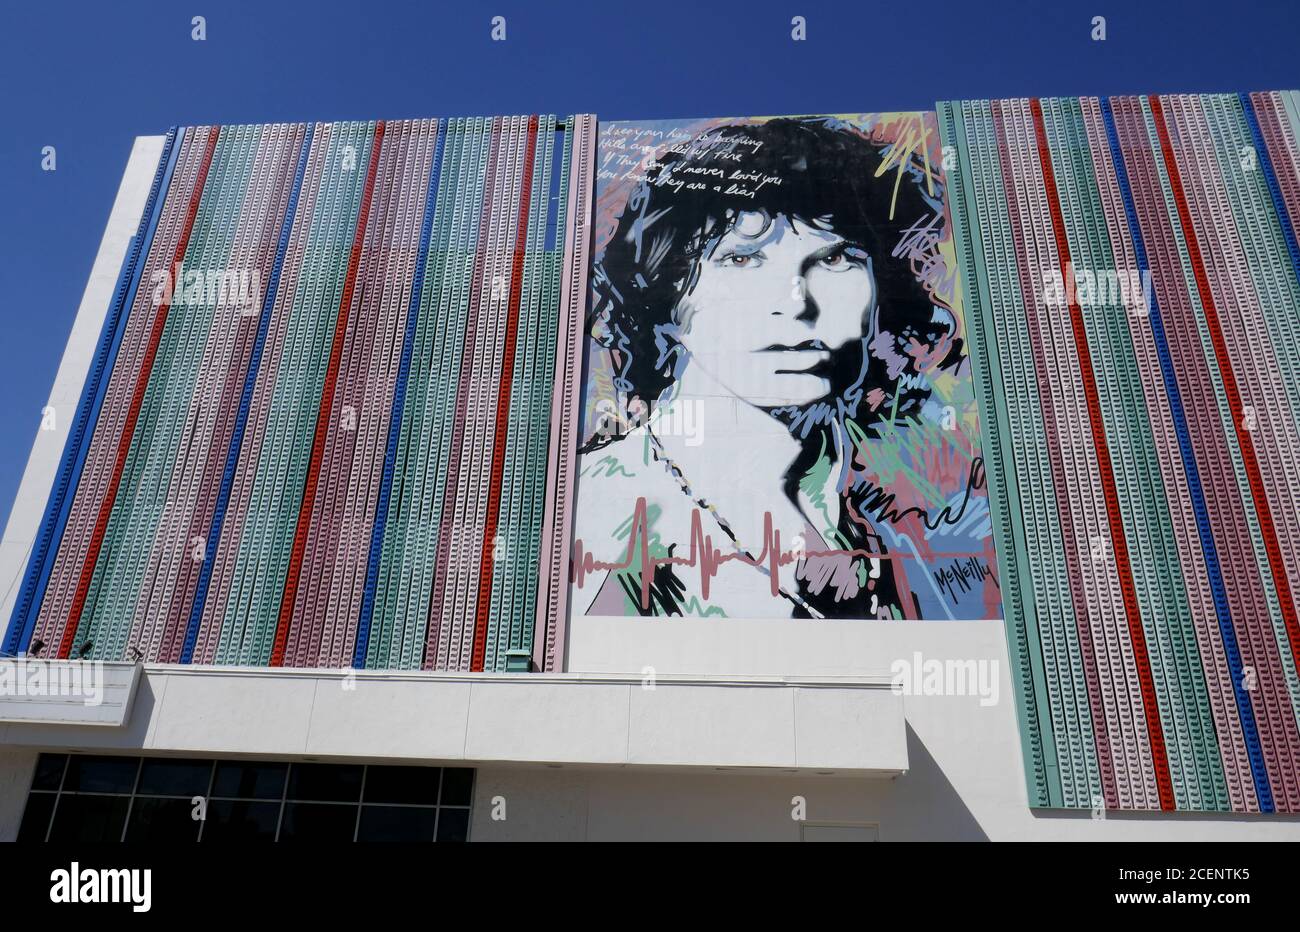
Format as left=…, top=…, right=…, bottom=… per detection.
left=873, top=113, right=939, bottom=218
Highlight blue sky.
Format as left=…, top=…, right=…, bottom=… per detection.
left=0, top=0, right=1296, bottom=515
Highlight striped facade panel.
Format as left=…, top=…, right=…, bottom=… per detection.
left=940, top=91, right=1300, bottom=812
left=4, top=115, right=595, bottom=673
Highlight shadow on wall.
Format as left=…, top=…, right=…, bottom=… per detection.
left=885, top=723, right=989, bottom=841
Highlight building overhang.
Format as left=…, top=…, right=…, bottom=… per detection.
left=0, top=659, right=140, bottom=726
left=0, top=664, right=907, bottom=776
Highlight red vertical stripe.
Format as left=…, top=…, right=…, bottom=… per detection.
left=270, top=122, right=386, bottom=667
left=424, top=122, right=502, bottom=670
left=1149, top=96, right=1300, bottom=673
left=56, top=127, right=222, bottom=660
left=1029, top=99, right=1175, bottom=811
left=470, top=116, right=539, bottom=672
left=994, top=101, right=1118, bottom=808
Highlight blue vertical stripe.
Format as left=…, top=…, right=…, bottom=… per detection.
left=1240, top=94, right=1300, bottom=300
left=179, top=123, right=316, bottom=664
left=1100, top=98, right=1272, bottom=811
left=3, top=129, right=181, bottom=657
left=353, top=119, right=447, bottom=669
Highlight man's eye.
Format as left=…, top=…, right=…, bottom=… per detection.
left=816, top=250, right=857, bottom=269
left=722, top=253, right=759, bottom=267
left=818, top=248, right=866, bottom=271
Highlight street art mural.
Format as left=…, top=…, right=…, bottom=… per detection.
left=571, top=113, right=1000, bottom=619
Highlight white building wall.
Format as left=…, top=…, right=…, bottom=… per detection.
left=0, top=750, right=37, bottom=842
left=469, top=764, right=1300, bottom=841
left=559, top=616, right=1300, bottom=840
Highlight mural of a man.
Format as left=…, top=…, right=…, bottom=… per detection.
left=572, top=114, right=999, bottom=620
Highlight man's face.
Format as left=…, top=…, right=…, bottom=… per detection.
left=673, top=211, right=876, bottom=409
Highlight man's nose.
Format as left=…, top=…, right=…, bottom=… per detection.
left=775, top=274, right=818, bottom=323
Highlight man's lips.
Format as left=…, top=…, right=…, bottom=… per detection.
left=756, top=340, right=829, bottom=352
left=755, top=343, right=833, bottom=374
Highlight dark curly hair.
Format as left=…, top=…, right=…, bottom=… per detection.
left=588, top=116, right=959, bottom=446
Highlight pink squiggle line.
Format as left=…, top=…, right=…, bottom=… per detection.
left=571, top=497, right=987, bottom=611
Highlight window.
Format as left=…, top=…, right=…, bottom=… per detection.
left=18, top=754, right=473, bottom=842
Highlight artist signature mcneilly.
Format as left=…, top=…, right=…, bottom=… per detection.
left=934, top=556, right=998, bottom=604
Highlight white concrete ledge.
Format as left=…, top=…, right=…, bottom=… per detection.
left=0, top=665, right=907, bottom=775
left=0, top=660, right=140, bottom=726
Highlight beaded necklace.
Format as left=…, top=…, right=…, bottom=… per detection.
left=645, top=430, right=827, bottom=619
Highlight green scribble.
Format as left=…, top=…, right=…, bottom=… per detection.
left=610, top=499, right=728, bottom=617
left=844, top=412, right=966, bottom=512
left=678, top=596, right=728, bottom=618
left=613, top=500, right=666, bottom=615
left=582, top=455, right=637, bottom=479
left=796, top=431, right=850, bottom=549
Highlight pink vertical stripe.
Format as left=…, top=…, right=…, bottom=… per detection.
left=992, top=99, right=1123, bottom=808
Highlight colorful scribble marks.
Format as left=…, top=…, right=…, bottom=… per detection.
left=573, top=112, right=999, bottom=620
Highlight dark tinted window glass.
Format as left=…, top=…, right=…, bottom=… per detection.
left=17, top=792, right=56, bottom=842
left=48, top=794, right=130, bottom=842
left=63, top=755, right=138, bottom=794
left=31, top=754, right=67, bottom=791
left=439, top=768, right=473, bottom=806
left=363, top=765, right=439, bottom=805
left=212, top=761, right=287, bottom=800
left=356, top=805, right=437, bottom=842
left=435, top=806, right=470, bottom=842
left=23, top=757, right=471, bottom=844
left=125, top=797, right=201, bottom=841
left=201, top=800, right=280, bottom=842
left=137, top=758, right=211, bottom=797
left=279, top=802, right=356, bottom=842
left=287, top=763, right=362, bottom=802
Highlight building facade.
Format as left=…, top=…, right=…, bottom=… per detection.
left=3, top=95, right=1300, bottom=841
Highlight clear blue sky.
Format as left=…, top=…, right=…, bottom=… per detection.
left=0, top=0, right=1296, bottom=516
